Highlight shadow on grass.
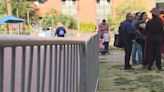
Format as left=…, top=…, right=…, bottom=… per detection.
left=98, top=61, right=164, bottom=92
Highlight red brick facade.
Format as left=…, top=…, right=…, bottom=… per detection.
left=35, top=0, right=156, bottom=24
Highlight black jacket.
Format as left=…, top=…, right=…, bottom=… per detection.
left=145, top=17, right=163, bottom=39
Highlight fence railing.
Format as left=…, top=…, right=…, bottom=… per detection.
left=0, top=33, right=99, bottom=92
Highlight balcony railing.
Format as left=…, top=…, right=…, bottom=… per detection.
left=0, top=33, right=99, bottom=92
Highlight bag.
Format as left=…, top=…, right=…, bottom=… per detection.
left=135, top=30, right=145, bottom=44
left=114, top=34, right=124, bottom=48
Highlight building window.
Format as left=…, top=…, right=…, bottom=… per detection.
left=61, top=0, right=77, bottom=18
left=96, top=0, right=111, bottom=23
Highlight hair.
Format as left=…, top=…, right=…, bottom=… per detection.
left=152, top=14, right=158, bottom=18
left=135, top=12, right=140, bottom=17
left=102, top=19, right=106, bottom=22
left=126, top=13, right=132, bottom=19
left=139, top=12, right=147, bottom=21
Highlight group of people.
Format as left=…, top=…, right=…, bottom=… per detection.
left=41, top=23, right=67, bottom=38
left=98, top=19, right=110, bottom=55
left=119, top=8, right=164, bottom=70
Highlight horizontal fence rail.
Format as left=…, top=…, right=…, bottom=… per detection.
left=0, top=33, right=99, bottom=92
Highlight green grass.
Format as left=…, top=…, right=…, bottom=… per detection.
left=98, top=61, right=164, bottom=92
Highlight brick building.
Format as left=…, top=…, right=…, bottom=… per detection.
left=34, top=0, right=156, bottom=24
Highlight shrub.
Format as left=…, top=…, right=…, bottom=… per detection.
left=80, top=23, right=96, bottom=32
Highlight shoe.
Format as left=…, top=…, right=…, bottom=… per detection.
left=147, top=67, right=152, bottom=70
left=158, top=67, right=162, bottom=71
left=124, top=66, right=132, bottom=70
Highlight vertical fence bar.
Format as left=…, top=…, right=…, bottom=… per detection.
left=73, top=45, right=76, bottom=92
left=75, top=45, right=79, bottom=92
left=41, top=46, right=47, bottom=92
left=79, top=45, right=87, bottom=92
left=53, top=45, right=57, bottom=92
left=66, top=45, right=70, bottom=92
left=57, top=45, right=62, bottom=92
left=62, top=45, right=66, bottom=92
left=70, top=45, right=73, bottom=92
left=48, top=45, right=52, bottom=92
left=10, top=47, right=16, bottom=92
left=21, top=47, right=26, bottom=92
left=0, top=47, right=4, bottom=92
left=27, top=46, right=34, bottom=92
left=37, top=46, right=41, bottom=92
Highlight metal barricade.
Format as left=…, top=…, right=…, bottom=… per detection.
left=0, top=33, right=99, bottom=92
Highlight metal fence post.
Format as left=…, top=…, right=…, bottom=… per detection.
left=41, top=46, right=47, bottom=92
left=21, top=47, right=26, bottom=92
left=10, top=47, right=16, bottom=92
left=37, top=46, right=41, bottom=92
left=0, top=48, right=4, bottom=92
left=27, top=46, right=34, bottom=92
left=49, top=45, right=53, bottom=92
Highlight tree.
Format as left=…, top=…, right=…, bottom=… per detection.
left=42, top=9, right=77, bottom=29
left=108, top=0, right=147, bottom=32
left=115, top=0, right=147, bottom=23
left=0, top=0, right=39, bottom=24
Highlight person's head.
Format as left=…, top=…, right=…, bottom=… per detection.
left=135, top=12, right=141, bottom=19
left=150, top=8, right=160, bottom=18
left=102, top=19, right=106, bottom=24
left=57, top=23, right=63, bottom=27
left=104, top=30, right=108, bottom=33
left=126, top=13, right=133, bottom=21
left=140, top=12, right=148, bottom=21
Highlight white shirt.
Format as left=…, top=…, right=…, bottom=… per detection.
left=103, top=33, right=110, bottom=42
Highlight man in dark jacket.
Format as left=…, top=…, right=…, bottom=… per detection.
left=120, top=13, right=135, bottom=70
left=145, top=8, right=163, bottom=70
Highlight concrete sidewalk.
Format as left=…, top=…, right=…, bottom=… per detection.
left=99, top=54, right=124, bottom=62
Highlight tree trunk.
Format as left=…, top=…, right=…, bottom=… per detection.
left=6, top=0, right=12, bottom=34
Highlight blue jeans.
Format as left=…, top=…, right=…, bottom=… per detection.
left=132, top=40, right=142, bottom=64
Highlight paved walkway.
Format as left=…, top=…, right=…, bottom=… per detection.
left=99, top=54, right=124, bottom=62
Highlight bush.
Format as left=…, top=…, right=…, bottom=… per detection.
left=41, top=9, right=77, bottom=29
left=0, top=25, right=7, bottom=34
left=22, top=25, right=32, bottom=35
left=80, top=23, right=96, bottom=32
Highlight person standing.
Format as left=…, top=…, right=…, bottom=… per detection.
left=131, top=12, right=142, bottom=65
left=159, top=11, right=164, bottom=58
left=98, top=19, right=109, bottom=37
left=55, top=23, right=66, bottom=37
left=120, top=13, right=135, bottom=70
left=103, top=30, right=110, bottom=54
left=145, top=8, right=163, bottom=70
left=137, top=12, right=149, bottom=67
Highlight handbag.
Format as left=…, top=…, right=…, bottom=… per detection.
left=114, top=34, right=124, bottom=48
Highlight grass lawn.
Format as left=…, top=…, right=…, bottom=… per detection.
left=98, top=60, right=164, bottom=92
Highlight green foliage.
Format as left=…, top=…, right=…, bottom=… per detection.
left=0, top=0, right=7, bottom=16
left=22, top=25, right=32, bottom=35
left=116, top=0, right=147, bottom=22
left=42, top=9, right=77, bottom=29
left=0, top=25, right=7, bottom=34
left=107, top=0, right=147, bottom=32
left=107, top=15, right=117, bottom=29
left=0, top=0, right=39, bottom=24
left=80, top=23, right=96, bottom=32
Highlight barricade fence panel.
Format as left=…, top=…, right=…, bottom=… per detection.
left=0, top=33, right=98, bottom=92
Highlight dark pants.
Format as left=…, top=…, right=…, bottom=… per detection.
left=148, top=37, right=161, bottom=69
left=123, top=38, right=133, bottom=68
left=104, top=42, right=109, bottom=52
left=141, top=40, right=148, bottom=66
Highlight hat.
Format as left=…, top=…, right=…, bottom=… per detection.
left=150, top=8, right=160, bottom=16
